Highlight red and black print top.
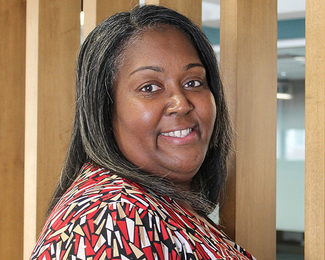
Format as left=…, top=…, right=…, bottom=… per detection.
left=30, top=163, right=255, bottom=260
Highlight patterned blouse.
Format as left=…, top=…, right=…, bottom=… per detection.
left=30, top=163, right=255, bottom=260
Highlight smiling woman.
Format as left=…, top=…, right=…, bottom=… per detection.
left=29, top=5, right=255, bottom=260
left=113, top=26, right=216, bottom=191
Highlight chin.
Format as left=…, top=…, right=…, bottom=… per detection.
left=167, top=167, right=200, bottom=183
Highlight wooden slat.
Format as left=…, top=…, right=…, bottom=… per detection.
left=36, top=0, right=80, bottom=233
left=24, top=2, right=38, bottom=259
left=83, top=0, right=139, bottom=40
left=219, top=0, right=238, bottom=240
left=97, top=0, right=139, bottom=23
left=305, top=0, right=325, bottom=258
left=83, top=0, right=97, bottom=39
left=219, top=0, right=277, bottom=259
left=0, top=1, right=26, bottom=259
left=145, top=0, right=202, bottom=27
left=25, top=1, right=140, bottom=258
left=24, top=1, right=80, bottom=258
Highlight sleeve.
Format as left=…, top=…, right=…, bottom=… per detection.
left=30, top=201, right=181, bottom=260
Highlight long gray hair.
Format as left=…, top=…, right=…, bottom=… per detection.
left=49, top=5, right=232, bottom=215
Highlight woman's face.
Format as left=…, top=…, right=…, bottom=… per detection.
left=113, top=26, right=216, bottom=190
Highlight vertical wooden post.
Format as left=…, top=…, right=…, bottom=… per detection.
left=24, top=1, right=39, bottom=258
left=305, top=0, right=325, bottom=258
left=83, top=0, right=139, bottom=40
left=145, top=0, right=202, bottom=27
left=219, top=0, right=277, bottom=259
left=219, top=0, right=238, bottom=241
left=0, top=1, right=26, bottom=259
left=24, top=1, right=80, bottom=258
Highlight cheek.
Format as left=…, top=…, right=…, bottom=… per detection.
left=113, top=99, right=163, bottom=167
left=129, top=109, right=158, bottom=139
left=114, top=99, right=161, bottom=139
left=132, top=101, right=159, bottom=128
left=140, top=109, right=156, bottom=126
left=197, top=93, right=217, bottom=133
left=209, top=99, right=217, bottom=125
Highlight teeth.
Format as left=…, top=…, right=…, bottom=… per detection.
left=175, top=130, right=181, bottom=137
left=161, top=128, right=192, bottom=138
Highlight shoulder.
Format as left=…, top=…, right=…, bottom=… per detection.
left=55, top=163, right=154, bottom=211
left=30, top=163, right=181, bottom=259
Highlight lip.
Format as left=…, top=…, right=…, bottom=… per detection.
left=159, top=126, right=198, bottom=145
left=160, top=127, right=193, bottom=138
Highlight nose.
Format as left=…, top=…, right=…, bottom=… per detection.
left=165, top=88, right=193, bottom=115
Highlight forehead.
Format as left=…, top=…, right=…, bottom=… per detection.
left=118, top=26, right=201, bottom=72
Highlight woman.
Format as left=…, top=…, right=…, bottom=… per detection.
left=30, top=5, right=255, bottom=260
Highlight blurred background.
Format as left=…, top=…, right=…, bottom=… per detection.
left=200, top=1, right=305, bottom=259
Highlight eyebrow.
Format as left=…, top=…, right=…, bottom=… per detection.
left=185, top=63, right=204, bottom=70
left=130, top=66, right=164, bottom=76
left=129, top=63, right=205, bottom=77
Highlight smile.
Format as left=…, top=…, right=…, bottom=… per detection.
left=160, top=128, right=193, bottom=138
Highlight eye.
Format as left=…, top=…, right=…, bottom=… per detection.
left=184, top=80, right=202, bottom=89
left=140, top=84, right=161, bottom=93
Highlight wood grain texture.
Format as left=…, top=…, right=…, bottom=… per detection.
left=220, top=0, right=277, bottom=259
left=83, top=0, right=139, bottom=40
left=24, top=1, right=80, bottom=258
left=24, top=1, right=38, bottom=259
left=83, top=0, right=97, bottom=40
left=36, top=0, right=80, bottom=234
left=305, top=0, right=325, bottom=258
left=219, top=0, right=238, bottom=241
left=0, top=1, right=26, bottom=259
left=146, top=0, right=202, bottom=27
left=97, top=0, right=139, bottom=24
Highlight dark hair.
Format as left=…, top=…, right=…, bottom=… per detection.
left=49, top=5, right=232, bottom=215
